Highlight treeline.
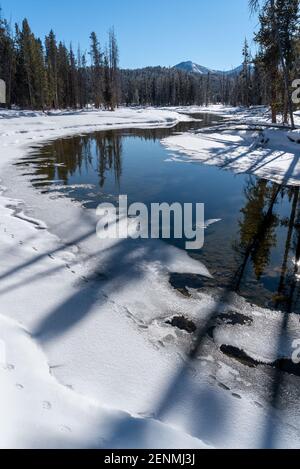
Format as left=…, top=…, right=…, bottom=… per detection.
left=0, top=11, right=234, bottom=110
left=121, top=67, right=238, bottom=106
left=0, top=14, right=120, bottom=110
left=1, top=0, right=299, bottom=123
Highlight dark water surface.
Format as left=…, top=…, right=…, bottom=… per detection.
left=17, top=113, right=300, bottom=313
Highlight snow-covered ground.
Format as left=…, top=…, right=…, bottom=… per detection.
left=162, top=105, right=300, bottom=186
left=1, top=106, right=300, bottom=449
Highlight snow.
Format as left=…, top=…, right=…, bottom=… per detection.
left=174, top=61, right=243, bottom=76
left=160, top=105, right=300, bottom=186
left=0, top=106, right=300, bottom=449
left=0, top=313, right=211, bottom=449
left=162, top=128, right=300, bottom=186
left=287, top=128, right=300, bottom=143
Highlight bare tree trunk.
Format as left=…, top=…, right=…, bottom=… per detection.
left=270, top=0, right=295, bottom=128
left=283, top=88, right=288, bottom=124
left=271, top=67, right=277, bottom=124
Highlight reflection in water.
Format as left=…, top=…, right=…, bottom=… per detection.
left=29, top=132, right=123, bottom=189
left=231, top=180, right=300, bottom=314
left=274, top=187, right=300, bottom=313
left=17, top=114, right=300, bottom=314
left=237, top=179, right=279, bottom=281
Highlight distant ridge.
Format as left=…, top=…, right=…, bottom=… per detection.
left=174, top=61, right=243, bottom=76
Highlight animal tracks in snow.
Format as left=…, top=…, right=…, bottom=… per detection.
left=42, top=401, right=52, bottom=410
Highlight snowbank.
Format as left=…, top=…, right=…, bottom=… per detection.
left=162, top=119, right=300, bottom=186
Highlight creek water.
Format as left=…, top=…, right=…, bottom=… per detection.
left=17, top=113, right=300, bottom=313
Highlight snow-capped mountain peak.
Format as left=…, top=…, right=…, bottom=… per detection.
left=174, top=61, right=243, bottom=76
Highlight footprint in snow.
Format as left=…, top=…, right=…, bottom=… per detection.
left=232, top=393, right=242, bottom=400
left=16, top=384, right=24, bottom=390
left=3, top=364, right=15, bottom=371
left=42, top=401, right=52, bottom=410
left=60, top=425, right=72, bottom=433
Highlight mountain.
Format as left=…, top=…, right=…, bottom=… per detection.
left=174, top=61, right=243, bottom=77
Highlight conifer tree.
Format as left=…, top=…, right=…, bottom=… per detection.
left=90, top=32, right=103, bottom=108
left=250, top=0, right=299, bottom=127
left=57, top=42, right=70, bottom=108
left=241, top=39, right=252, bottom=107
left=108, top=28, right=120, bottom=110
left=69, top=44, right=78, bottom=108
left=45, top=30, right=58, bottom=108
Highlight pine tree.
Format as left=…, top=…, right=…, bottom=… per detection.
left=241, top=39, right=252, bottom=107
left=57, top=42, right=70, bottom=108
left=45, top=30, right=58, bottom=108
left=254, top=3, right=281, bottom=122
left=15, top=19, right=35, bottom=108
left=250, top=0, right=299, bottom=127
left=77, top=47, right=89, bottom=108
left=108, top=28, right=120, bottom=109
left=103, top=52, right=112, bottom=110
left=69, top=44, right=78, bottom=108
left=33, top=37, right=47, bottom=109
left=90, top=32, right=103, bottom=108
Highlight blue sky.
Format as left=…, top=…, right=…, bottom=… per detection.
left=0, top=0, right=258, bottom=69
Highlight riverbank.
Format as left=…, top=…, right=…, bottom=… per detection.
left=162, top=105, right=300, bottom=186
